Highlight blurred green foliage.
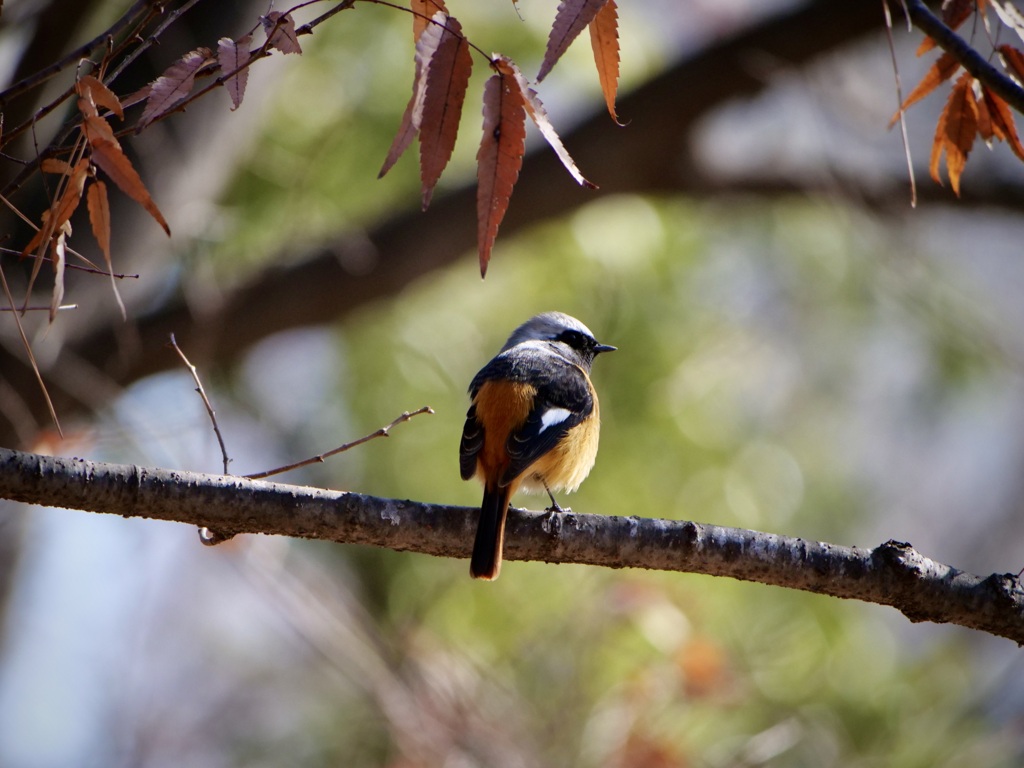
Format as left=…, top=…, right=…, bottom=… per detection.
left=191, top=4, right=1021, bottom=765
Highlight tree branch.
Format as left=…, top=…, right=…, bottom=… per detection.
left=1, top=446, right=1021, bottom=643
left=901, top=0, right=1024, bottom=114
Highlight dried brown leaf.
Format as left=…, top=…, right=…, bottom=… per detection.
left=998, top=43, right=1024, bottom=82
left=41, top=158, right=74, bottom=175
left=139, top=47, right=214, bottom=129
left=90, top=139, right=170, bottom=234
left=503, top=57, right=596, bottom=188
left=21, top=159, right=89, bottom=259
left=931, top=72, right=978, bottom=195
left=476, top=64, right=527, bottom=277
left=538, top=0, right=609, bottom=82
left=75, top=75, right=124, bottom=119
left=890, top=50, right=960, bottom=126
left=379, top=12, right=447, bottom=178
left=412, top=0, right=448, bottom=41
left=589, top=0, right=621, bottom=124
left=419, top=14, right=472, bottom=209
left=218, top=35, right=252, bottom=111
left=917, top=0, right=976, bottom=55
left=982, top=85, right=1024, bottom=160
left=261, top=11, right=302, bottom=55
left=87, top=179, right=126, bottom=319
left=976, top=87, right=994, bottom=140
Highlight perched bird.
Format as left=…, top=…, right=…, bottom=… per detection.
left=459, top=312, right=615, bottom=580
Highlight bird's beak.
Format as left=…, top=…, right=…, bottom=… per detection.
left=594, top=344, right=617, bottom=354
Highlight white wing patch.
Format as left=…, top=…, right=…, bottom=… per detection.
left=539, top=407, right=572, bottom=432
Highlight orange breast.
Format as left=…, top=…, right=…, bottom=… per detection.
left=521, top=393, right=600, bottom=494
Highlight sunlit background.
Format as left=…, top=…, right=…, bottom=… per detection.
left=2, top=0, right=1024, bottom=765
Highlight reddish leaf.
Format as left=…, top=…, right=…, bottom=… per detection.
left=476, top=65, right=527, bottom=277
left=998, top=44, right=1024, bottom=82
left=139, top=47, right=214, bottom=129
left=890, top=50, right=960, bottom=126
left=976, top=88, right=994, bottom=140
left=538, top=0, right=609, bottom=82
left=261, top=11, right=302, bottom=55
left=379, top=12, right=447, bottom=178
left=412, top=0, right=448, bottom=41
left=21, top=159, right=89, bottom=259
left=982, top=86, right=1024, bottom=160
left=504, top=57, right=596, bottom=188
left=917, top=0, right=976, bottom=55
left=87, top=179, right=126, bottom=319
left=218, top=35, right=252, bottom=111
left=589, top=0, right=621, bottom=124
left=75, top=75, right=124, bottom=120
left=419, top=14, right=472, bottom=209
left=41, top=158, right=75, bottom=175
left=931, top=72, right=978, bottom=195
left=90, top=138, right=171, bottom=234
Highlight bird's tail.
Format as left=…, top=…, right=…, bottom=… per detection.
left=470, top=483, right=513, bottom=580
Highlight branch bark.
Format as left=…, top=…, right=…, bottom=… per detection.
left=2, top=446, right=1022, bottom=644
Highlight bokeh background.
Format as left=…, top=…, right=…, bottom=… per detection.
left=3, top=0, right=1024, bottom=765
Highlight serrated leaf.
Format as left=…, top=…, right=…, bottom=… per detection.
left=86, top=179, right=126, bottom=320
left=476, top=66, right=527, bottom=277
left=139, top=47, right=214, bottom=129
left=261, top=11, right=302, bottom=54
left=538, top=0, right=609, bottom=82
left=890, top=50, right=960, bottom=126
left=41, top=158, right=74, bottom=175
left=589, top=0, right=621, bottom=124
left=379, top=13, right=447, bottom=178
left=502, top=57, right=596, bottom=188
left=993, top=0, right=1024, bottom=43
left=419, top=14, right=472, bottom=209
left=75, top=75, right=124, bottom=120
left=917, top=0, right=976, bottom=55
left=931, top=72, right=978, bottom=195
left=997, top=43, right=1024, bottom=81
left=982, top=85, right=1024, bottom=160
left=218, top=35, right=251, bottom=111
left=412, top=0, right=448, bottom=41
left=89, top=138, right=170, bottom=234
left=21, top=159, right=89, bottom=260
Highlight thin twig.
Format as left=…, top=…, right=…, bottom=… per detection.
left=0, top=0, right=154, bottom=109
left=168, top=331, right=236, bottom=547
left=0, top=304, right=78, bottom=312
left=168, top=333, right=231, bottom=474
left=245, top=406, right=434, bottom=480
left=0, top=262, right=61, bottom=436
left=882, top=0, right=917, bottom=208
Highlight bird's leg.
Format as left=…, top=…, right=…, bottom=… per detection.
left=543, top=480, right=569, bottom=514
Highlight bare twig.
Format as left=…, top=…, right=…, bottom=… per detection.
left=168, top=331, right=235, bottom=547
left=0, top=262, right=61, bottom=436
left=0, top=304, right=78, bottom=312
left=168, top=333, right=230, bottom=474
left=245, top=406, right=434, bottom=480
left=882, top=0, right=917, bottom=208
left=0, top=0, right=155, bottom=110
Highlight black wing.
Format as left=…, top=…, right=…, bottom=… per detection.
left=459, top=402, right=483, bottom=480
left=500, top=356, right=593, bottom=486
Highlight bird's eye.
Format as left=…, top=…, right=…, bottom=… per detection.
left=557, top=329, right=589, bottom=349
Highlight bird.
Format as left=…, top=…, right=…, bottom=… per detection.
left=459, top=312, right=616, bottom=580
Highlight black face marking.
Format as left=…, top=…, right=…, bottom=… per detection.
left=555, top=328, right=592, bottom=351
